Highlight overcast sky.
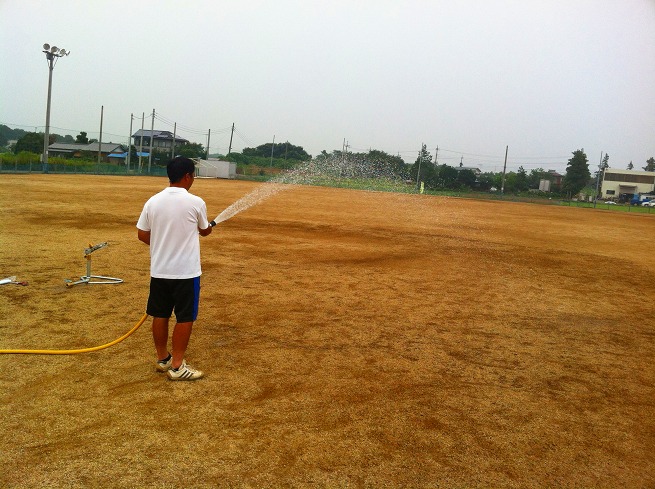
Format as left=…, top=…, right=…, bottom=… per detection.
left=1, top=0, right=654, bottom=173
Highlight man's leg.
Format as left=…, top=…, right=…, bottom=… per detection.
left=171, top=321, right=193, bottom=369
left=152, top=317, right=170, bottom=361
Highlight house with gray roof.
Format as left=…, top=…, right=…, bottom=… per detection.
left=48, top=142, right=126, bottom=162
left=132, top=130, right=189, bottom=151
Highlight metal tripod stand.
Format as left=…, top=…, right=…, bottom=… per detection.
left=65, top=242, right=123, bottom=287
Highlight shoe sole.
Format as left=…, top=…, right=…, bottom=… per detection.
left=167, top=371, right=204, bottom=381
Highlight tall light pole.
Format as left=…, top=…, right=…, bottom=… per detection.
left=42, top=43, right=69, bottom=173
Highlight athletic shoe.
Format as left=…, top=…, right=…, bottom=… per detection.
left=156, top=354, right=172, bottom=372
left=167, top=360, right=204, bottom=381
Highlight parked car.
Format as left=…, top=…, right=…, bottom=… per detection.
left=647, top=201, right=655, bottom=207
left=641, top=200, right=652, bottom=206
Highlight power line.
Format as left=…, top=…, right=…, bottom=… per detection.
left=153, top=113, right=207, bottom=135
left=337, top=143, right=569, bottom=166
left=233, top=127, right=256, bottom=147
left=0, top=120, right=583, bottom=168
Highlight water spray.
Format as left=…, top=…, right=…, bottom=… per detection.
left=211, top=182, right=287, bottom=225
left=209, top=154, right=410, bottom=225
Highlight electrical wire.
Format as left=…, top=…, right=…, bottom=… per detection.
left=233, top=127, right=257, bottom=147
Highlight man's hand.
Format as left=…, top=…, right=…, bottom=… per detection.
left=198, top=225, right=213, bottom=237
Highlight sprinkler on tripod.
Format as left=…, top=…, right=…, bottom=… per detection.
left=65, top=242, right=123, bottom=287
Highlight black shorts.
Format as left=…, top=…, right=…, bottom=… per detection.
left=146, top=277, right=200, bottom=323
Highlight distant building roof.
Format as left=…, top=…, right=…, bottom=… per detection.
left=48, top=143, right=84, bottom=152
left=132, top=129, right=189, bottom=143
left=456, top=166, right=481, bottom=174
left=48, top=142, right=124, bottom=153
left=83, top=142, right=125, bottom=153
left=604, top=168, right=655, bottom=176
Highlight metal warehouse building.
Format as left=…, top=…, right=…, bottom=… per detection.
left=601, top=169, right=655, bottom=201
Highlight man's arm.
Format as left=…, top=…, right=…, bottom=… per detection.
left=198, top=224, right=213, bottom=237
left=137, top=228, right=151, bottom=245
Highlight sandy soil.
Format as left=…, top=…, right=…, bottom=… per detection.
left=1, top=174, right=654, bottom=488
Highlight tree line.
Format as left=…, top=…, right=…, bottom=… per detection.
left=409, top=145, right=655, bottom=196
left=2, top=125, right=653, bottom=195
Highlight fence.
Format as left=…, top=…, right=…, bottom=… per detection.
left=2, top=161, right=654, bottom=216
left=561, top=199, right=655, bottom=214
left=0, top=159, right=167, bottom=176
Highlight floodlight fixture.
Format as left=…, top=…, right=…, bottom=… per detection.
left=42, top=42, right=70, bottom=173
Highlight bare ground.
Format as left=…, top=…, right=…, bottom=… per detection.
left=1, top=174, right=654, bottom=488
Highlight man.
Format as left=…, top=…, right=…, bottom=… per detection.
left=136, top=156, right=216, bottom=380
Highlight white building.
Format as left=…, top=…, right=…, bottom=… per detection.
left=601, top=169, right=655, bottom=200
left=195, top=158, right=237, bottom=179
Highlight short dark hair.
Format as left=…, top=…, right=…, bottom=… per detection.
left=167, top=157, right=195, bottom=183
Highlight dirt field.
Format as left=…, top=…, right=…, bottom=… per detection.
left=1, top=174, right=654, bottom=488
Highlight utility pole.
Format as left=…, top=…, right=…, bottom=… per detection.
left=138, top=112, right=144, bottom=173
left=97, top=105, right=104, bottom=167
left=228, top=123, right=234, bottom=155
left=148, top=109, right=155, bottom=173
left=594, top=151, right=603, bottom=208
left=416, top=144, right=423, bottom=191
left=127, top=113, right=133, bottom=171
left=171, top=122, right=176, bottom=160
left=206, top=128, right=211, bottom=160
left=270, top=135, right=275, bottom=166
left=501, top=145, right=508, bottom=195
left=434, top=146, right=439, bottom=165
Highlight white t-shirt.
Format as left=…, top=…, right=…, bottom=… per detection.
left=136, top=187, right=210, bottom=279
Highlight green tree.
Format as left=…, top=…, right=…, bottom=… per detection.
left=52, top=133, right=74, bottom=143
left=527, top=168, right=548, bottom=189
left=456, top=169, right=477, bottom=189
left=643, top=157, right=655, bottom=172
left=243, top=141, right=310, bottom=161
left=435, top=164, right=459, bottom=189
left=224, top=152, right=250, bottom=165
left=562, top=149, right=590, bottom=196
left=14, top=132, right=51, bottom=154
left=175, top=143, right=205, bottom=159
left=0, top=124, right=29, bottom=147
left=76, top=131, right=89, bottom=144
left=594, top=153, right=610, bottom=184
left=503, top=172, right=518, bottom=193
left=410, top=144, right=435, bottom=188
left=366, top=149, right=406, bottom=178
left=478, top=171, right=501, bottom=191
left=515, top=166, right=528, bottom=191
